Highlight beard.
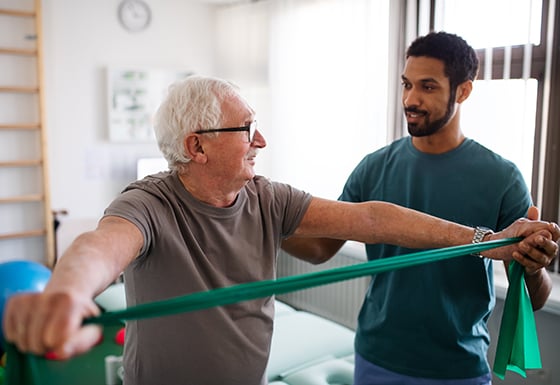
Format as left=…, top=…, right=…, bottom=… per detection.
left=406, top=90, right=456, bottom=137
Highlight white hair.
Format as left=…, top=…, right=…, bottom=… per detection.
left=153, top=75, right=240, bottom=171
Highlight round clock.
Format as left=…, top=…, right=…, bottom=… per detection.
left=118, top=0, right=152, bottom=32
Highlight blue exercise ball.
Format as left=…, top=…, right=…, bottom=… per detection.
left=0, top=260, right=52, bottom=344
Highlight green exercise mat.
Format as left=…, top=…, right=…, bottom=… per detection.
left=3, top=238, right=541, bottom=384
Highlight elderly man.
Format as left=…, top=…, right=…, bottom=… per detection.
left=3, top=75, right=559, bottom=385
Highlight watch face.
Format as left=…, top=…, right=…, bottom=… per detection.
left=118, top=0, right=151, bottom=32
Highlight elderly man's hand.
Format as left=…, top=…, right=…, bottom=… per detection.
left=2, top=291, right=102, bottom=359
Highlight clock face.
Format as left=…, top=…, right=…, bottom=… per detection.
left=118, top=0, right=151, bottom=32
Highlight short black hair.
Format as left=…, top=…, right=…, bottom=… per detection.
left=406, top=31, right=479, bottom=90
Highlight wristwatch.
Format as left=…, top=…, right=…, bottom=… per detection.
left=472, top=226, right=493, bottom=257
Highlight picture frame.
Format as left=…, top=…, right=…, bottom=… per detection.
left=107, top=67, right=193, bottom=142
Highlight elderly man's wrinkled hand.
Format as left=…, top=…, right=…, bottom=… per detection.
left=2, top=291, right=102, bottom=359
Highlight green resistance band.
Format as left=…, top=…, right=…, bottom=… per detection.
left=5, top=237, right=540, bottom=383
left=85, top=238, right=519, bottom=326
left=493, top=260, right=542, bottom=379
left=85, top=237, right=541, bottom=379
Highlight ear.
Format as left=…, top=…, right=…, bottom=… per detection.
left=456, top=80, right=473, bottom=104
left=184, top=134, right=208, bottom=164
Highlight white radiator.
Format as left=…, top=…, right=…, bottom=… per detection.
left=276, top=246, right=370, bottom=330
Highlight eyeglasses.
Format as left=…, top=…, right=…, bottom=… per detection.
left=195, top=120, right=257, bottom=143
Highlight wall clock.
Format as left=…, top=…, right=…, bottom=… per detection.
left=118, top=0, right=152, bottom=32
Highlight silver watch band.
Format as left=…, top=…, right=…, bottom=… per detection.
left=472, top=226, right=493, bottom=257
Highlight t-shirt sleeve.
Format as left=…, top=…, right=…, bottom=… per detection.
left=496, top=163, right=532, bottom=231
left=269, top=181, right=313, bottom=237
left=103, top=188, right=157, bottom=257
left=339, top=154, right=372, bottom=203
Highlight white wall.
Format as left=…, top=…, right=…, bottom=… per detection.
left=42, top=0, right=217, bottom=221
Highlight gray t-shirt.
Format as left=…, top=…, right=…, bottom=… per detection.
left=104, top=172, right=312, bottom=385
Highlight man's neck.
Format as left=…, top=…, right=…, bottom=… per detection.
left=178, top=170, right=240, bottom=208
left=411, top=130, right=466, bottom=154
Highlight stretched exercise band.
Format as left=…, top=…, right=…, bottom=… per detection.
left=85, top=237, right=520, bottom=325
left=5, top=237, right=540, bottom=383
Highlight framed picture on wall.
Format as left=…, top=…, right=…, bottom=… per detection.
left=107, top=67, right=193, bottom=142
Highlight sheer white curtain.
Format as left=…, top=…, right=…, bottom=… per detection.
left=216, top=0, right=392, bottom=199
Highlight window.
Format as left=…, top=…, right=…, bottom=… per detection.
left=434, top=0, right=544, bottom=193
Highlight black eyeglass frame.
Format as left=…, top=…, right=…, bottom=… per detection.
left=195, top=121, right=257, bottom=143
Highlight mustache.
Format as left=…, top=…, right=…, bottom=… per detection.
left=404, top=107, right=427, bottom=115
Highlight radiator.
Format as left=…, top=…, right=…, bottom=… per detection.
left=276, top=247, right=370, bottom=330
